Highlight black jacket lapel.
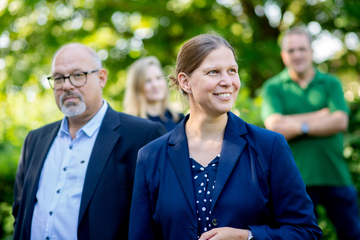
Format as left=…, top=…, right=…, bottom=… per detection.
left=78, top=106, right=122, bottom=223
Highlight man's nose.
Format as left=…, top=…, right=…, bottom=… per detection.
left=63, top=77, right=75, bottom=90
left=293, top=49, right=303, bottom=58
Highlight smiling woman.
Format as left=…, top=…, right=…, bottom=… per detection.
left=177, top=45, right=240, bottom=120
left=129, top=33, right=323, bottom=240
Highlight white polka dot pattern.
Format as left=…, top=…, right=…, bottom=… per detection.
left=190, top=154, right=220, bottom=238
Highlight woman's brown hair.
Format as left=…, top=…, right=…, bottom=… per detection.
left=169, top=33, right=236, bottom=95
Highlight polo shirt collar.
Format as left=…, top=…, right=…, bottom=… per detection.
left=58, top=100, right=108, bottom=138
left=281, top=67, right=323, bottom=85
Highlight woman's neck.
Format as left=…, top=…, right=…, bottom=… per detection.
left=185, top=112, right=228, bottom=166
left=186, top=111, right=228, bottom=141
left=146, top=101, right=163, bottom=117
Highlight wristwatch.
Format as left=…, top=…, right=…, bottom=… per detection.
left=301, top=123, right=309, bottom=135
left=248, top=230, right=254, bottom=240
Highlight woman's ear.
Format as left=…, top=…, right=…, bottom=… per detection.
left=178, top=72, right=191, bottom=93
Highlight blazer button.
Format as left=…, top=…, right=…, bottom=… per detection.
left=211, top=218, right=218, bottom=227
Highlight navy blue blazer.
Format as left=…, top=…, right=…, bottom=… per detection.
left=12, top=105, right=167, bottom=240
left=129, top=112, right=322, bottom=240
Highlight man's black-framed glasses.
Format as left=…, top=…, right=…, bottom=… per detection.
left=47, top=70, right=99, bottom=90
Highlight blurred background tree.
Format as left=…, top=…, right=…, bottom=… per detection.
left=1, top=0, right=360, bottom=239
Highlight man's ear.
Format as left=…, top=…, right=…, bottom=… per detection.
left=178, top=72, right=191, bottom=93
left=280, top=50, right=288, bottom=67
left=98, top=69, right=108, bottom=88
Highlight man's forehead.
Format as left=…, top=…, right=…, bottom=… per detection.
left=55, top=46, right=92, bottom=61
left=283, top=34, right=311, bottom=49
left=286, top=33, right=309, bottom=40
left=52, top=47, right=94, bottom=73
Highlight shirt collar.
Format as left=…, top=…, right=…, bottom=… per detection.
left=58, top=100, right=108, bottom=138
left=280, top=68, right=293, bottom=82
left=281, top=67, right=322, bottom=84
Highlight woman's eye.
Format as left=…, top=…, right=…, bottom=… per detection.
left=229, top=69, right=237, bottom=73
left=208, top=70, right=218, bottom=74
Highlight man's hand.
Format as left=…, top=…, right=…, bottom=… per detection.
left=264, top=109, right=348, bottom=140
left=264, top=114, right=303, bottom=140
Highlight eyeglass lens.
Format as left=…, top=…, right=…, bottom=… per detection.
left=51, top=72, right=87, bottom=89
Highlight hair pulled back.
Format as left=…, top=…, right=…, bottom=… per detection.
left=169, top=34, right=236, bottom=95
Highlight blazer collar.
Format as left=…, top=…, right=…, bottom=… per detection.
left=22, top=121, right=60, bottom=238
left=211, top=112, right=247, bottom=210
left=167, top=114, right=197, bottom=216
left=167, top=112, right=248, bottom=214
left=78, top=104, right=122, bottom=223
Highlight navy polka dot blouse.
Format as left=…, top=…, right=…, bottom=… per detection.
left=190, top=154, right=220, bottom=238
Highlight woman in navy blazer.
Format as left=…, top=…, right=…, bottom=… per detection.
left=129, top=34, right=322, bottom=240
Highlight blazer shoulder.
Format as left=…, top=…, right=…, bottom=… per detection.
left=26, top=121, right=61, bottom=140
left=137, top=131, right=172, bottom=164
left=113, top=112, right=167, bottom=145
left=144, top=130, right=171, bottom=148
left=228, top=112, right=282, bottom=143
left=244, top=121, right=286, bottom=146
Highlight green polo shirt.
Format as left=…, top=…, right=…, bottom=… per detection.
left=261, top=68, right=352, bottom=186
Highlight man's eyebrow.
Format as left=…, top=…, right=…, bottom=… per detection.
left=51, top=72, right=62, bottom=76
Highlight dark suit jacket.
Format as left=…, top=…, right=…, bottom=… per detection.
left=129, top=112, right=323, bottom=240
left=12, top=105, right=167, bottom=240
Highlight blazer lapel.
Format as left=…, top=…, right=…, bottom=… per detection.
left=78, top=106, right=121, bottom=223
left=29, top=122, right=61, bottom=190
left=167, top=115, right=197, bottom=216
left=211, top=112, right=248, bottom=210
left=24, top=122, right=61, bottom=236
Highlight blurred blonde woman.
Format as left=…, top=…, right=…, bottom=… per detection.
left=124, top=56, right=184, bottom=131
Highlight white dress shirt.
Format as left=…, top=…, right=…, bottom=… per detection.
left=31, top=101, right=108, bottom=240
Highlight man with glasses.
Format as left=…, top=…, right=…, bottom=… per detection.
left=12, top=43, right=167, bottom=240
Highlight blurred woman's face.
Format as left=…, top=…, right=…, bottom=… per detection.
left=144, top=64, right=167, bottom=103
left=186, top=46, right=240, bottom=117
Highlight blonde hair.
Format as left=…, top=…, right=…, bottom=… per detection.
left=124, top=56, right=179, bottom=121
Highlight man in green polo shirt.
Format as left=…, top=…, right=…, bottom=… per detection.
left=261, top=28, right=360, bottom=239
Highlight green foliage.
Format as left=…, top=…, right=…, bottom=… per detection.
left=233, top=87, right=263, bottom=127
left=345, top=98, right=360, bottom=191
left=1, top=0, right=360, bottom=239
left=316, top=205, right=338, bottom=240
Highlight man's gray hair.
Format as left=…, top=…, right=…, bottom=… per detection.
left=281, top=28, right=313, bottom=49
left=52, top=43, right=103, bottom=70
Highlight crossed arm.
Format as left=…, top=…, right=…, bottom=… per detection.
left=264, top=108, right=348, bottom=140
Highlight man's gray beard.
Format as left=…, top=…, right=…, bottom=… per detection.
left=59, top=94, right=86, bottom=117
